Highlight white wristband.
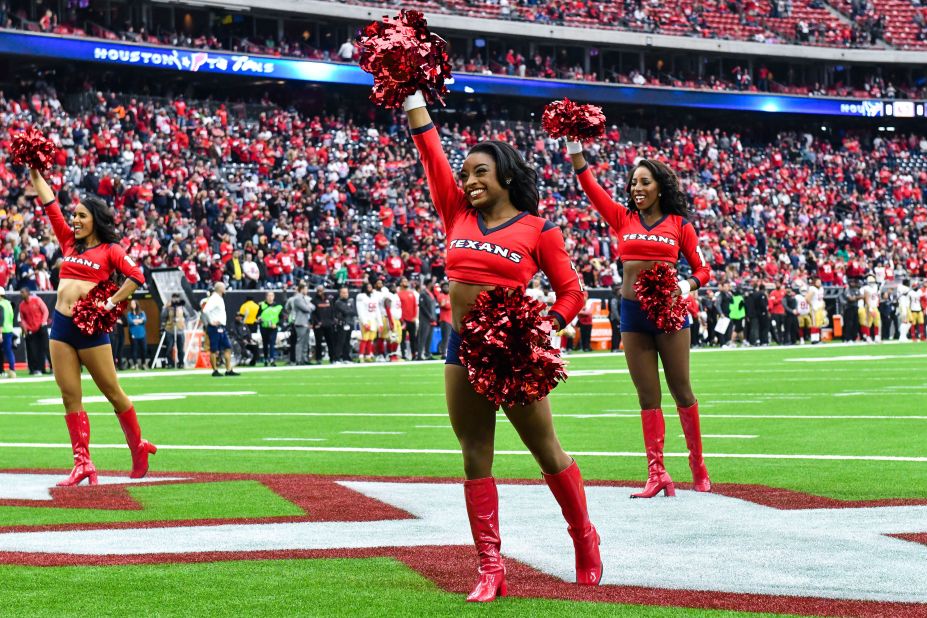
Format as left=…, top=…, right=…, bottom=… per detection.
left=565, top=140, right=583, bottom=155
left=104, top=298, right=117, bottom=311
left=403, top=90, right=427, bottom=112
left=677, top=280, right=692, bottom=296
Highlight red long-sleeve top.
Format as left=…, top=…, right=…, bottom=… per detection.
left=575, top=166, right=711, bottom=288
left=18, top=296, right=49, bottom=333
left=412, top=123, right=585, bottom=329
left=42, top=200, right=145, bottom=287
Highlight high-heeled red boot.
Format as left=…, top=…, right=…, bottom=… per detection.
left=630, top=408, right=675, bottom=498
left=115, top=405, right=157, bottom=478
left=543, top=460, right=602, bottom=585
left=677, top=401, right=711, bottom=492
left=463, top=477, right=507, bottom=602
left=57, top=411, right=98, bottom=487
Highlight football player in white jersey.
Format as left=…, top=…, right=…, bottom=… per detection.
left=355, top=281, right=382, bottom=362
left=379, top=284, right=403, bottom=362
left=859, top=275, right=882, bottom=342
left=897, top=279, right=911, bottom=342
left=805, top=277, right=827, bottom=343
left=796, top=285, right=812, bottom=345
left=909, top=281, right=925, bottom=341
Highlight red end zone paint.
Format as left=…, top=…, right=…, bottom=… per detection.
left=2, top=470, right=926, bottom=618
left=891, top=533, right=927, bottom=548
left=0, top=545, right=925, bottom=618
left=0, top=471, right=413, bottom=533
left=0, top=483, right=144, bottom=512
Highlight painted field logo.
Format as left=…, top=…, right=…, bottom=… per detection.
left=1, top=471, right=926, bottom=617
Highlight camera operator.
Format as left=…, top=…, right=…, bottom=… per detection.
left=161, top=293, right=186, bottom=368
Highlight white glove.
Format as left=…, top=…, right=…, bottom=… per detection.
left=565, top=140, right=583, bottom=155
left=677, top=280, right=692, bottom=297
left=103, top=298, right=117, bottom=311
left=402, top=90, right=427, bottom=112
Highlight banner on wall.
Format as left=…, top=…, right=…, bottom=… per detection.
left=0, top=30, right=923, bottom=118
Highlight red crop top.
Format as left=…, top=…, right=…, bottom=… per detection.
left=576, top=166, right=711, bottom=288
left=411, top=123, right=585, bottom=328
left=42, top=199, right=145, bottom=287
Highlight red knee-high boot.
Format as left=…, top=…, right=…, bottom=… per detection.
left=116, top=406, right=157, bottom=478
left=631, top=408, right=675, bottom=498
left=57, top=411, right=98, bottom=487
left=677, top=401, right=712, bottom=492
left=543, top=460, right=602, bottom=585
left=463, top=477, right=506, bottom=602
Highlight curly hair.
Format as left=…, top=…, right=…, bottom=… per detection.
left=624, top=159, right=689, bottom=218
left=467, top=141, right=540, bottom=216
left=74, top=195, right=120, bottom=251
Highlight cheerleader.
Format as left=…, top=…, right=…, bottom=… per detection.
left=405, top=92, right=600, bottom=601
left=567, top=143, right=711, bottom=497
left=29, top=168, right=156, bottom=487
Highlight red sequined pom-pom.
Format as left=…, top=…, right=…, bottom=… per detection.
left=542, top=98, right=606, bottom=142
left=458, top=287, right=568, bottom=408
left=357, top=10, right=452, bottom=109
left=10, top=128, right=59, bottom=173
left=71, top=280, right=128, bottom=336
left=633, top=262, right=688, bottom=333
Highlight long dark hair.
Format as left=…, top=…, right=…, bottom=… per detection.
left=467, top=141, right=539, bottom=215
left=624, top=159, right=689, bottom=218
left=75, top=195, right=120, bottom=251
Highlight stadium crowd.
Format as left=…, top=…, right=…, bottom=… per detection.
left=0, top=82, right=925, bottom=364
left=2, top=2, right=925, bottom=99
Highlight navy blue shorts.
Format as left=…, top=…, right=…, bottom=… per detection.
left=620, top=297, right=690, bottom=336
left=49, top=310, right=111, bottom=349
left=207, top=325, right=232, bottom=352
left=445, top=329, right=463, bottom=366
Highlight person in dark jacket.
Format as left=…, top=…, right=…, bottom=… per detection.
left=311, top=285, right=336, bottom=364
left=783, top=287, right=799, bottom=345
left=716, top=282, right=734, bottom=347
left=333, top=286, right=357, bottom=363
left=748, top=281, right=770, bottom=345
left=417, top=279, right=437, bottom=360
left=607, top=286, right=621, bottom=352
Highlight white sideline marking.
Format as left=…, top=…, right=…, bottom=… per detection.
left=0, top=411, right=451, bottom=418
left=33, top=391, right=257, bottom=405
left=604, top=412, right=927, bottom=420
left=785, top=354, right=927, bottom=362
left=0, top=473, right=188, bottom=501
left=1, top=443, right=924, bottom=462
left=262, top=438, right=326, bottom=442
left=415, top=425, right=451, bottom=429
left=0, top=339, right=920, bottom=386
left=340, top=431, right=405, bottom=435
left=685, top=434, right=758, bottom=439
left=2, top=411, right=926, bottom=420
left=570, top=369, right=633, bottom=376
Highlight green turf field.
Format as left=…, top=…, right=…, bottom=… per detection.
left=1, top=342, right=925, bottom=617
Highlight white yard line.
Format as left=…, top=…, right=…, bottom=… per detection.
left=0, top=340, right=920, bottom=386
left=33, top=392, right=257, bottom=405
left=1, top=411, right=925, bottom=420
left=415, top=425, right=451, bottom=429
left=685, top=434, right=759, bottom=439
left=340, top=431, right=406, bottom=435
left=1, top=442, right=924, bottom=462
left=262, top=438, right=327, bottom=442
left=785, top=354, right=927, bottom=362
